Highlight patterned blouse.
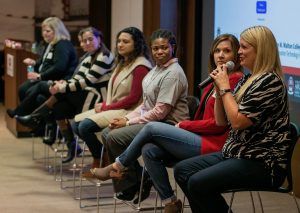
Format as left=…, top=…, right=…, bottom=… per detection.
left=222, top=72, right=290, bottom=179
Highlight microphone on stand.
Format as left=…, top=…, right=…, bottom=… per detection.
left=198, top=61, right=235, bottom=89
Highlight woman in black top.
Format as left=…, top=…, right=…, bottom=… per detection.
left=7, top=17, right=77, bottom=117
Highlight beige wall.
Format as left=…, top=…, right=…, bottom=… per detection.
left=0, top=0, right=35, bottom=49
left=111, top=0, right=143, bottom=49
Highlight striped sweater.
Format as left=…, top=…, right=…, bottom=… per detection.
left=58, top=51, right=114, bottom=93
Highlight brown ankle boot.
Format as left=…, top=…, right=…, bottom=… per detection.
left=164, top=199, right=182, bottom=213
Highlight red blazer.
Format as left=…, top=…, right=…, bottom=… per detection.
left=179, top=72, right=243, bottom=154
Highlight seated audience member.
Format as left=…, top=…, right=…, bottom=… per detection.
left=174, top=26, right=291, bottom=213
left=72, top=27, right=152, bottom=177
left=90, top=34, right=243, bottom=212
left=7, top=17, right=77, bottom=118
left=17, top=27, right=114, bottom=163
left=91, top=29, right=190, bottom=203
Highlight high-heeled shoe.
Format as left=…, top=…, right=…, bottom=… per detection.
left=90, top=163, right=125, bottom=181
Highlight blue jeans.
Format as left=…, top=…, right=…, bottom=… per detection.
left=116, top=122, right=202, bottom=200
left=174, top=152, right=276, bottom=213
left=75, top=118, right=102, bottom=159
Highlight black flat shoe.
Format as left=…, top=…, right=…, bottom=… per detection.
left=62, top=145, right=83, bottom=164
left=42, top=123, right=57, bottom=146
left=116, top=184, right=139, bottom=201
left=42, top=137, right=56, bottom=146
left=133, top=174, right=153, bottom=204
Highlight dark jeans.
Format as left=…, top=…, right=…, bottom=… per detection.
left=174, top=152, right=274, bottom=213
left=16, top=80, right=51, bottom=115
left=74, top=119, right=102, bottom=159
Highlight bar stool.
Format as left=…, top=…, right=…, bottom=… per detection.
left=78, top=144, right=115, bottom=210
left=225, top=122, right=300, bottom=213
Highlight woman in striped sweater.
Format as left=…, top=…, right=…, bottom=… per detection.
left=17, top=27, right=114, bottom=163
left=73, top=26, right=152, bottom=177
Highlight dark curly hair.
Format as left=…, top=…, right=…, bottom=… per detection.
left=150, top=29, right=177, bottom=57
left=115, top=27, right=150, bottom=66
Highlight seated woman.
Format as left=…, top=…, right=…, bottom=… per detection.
left=72, top=27, right=152, bottom=177
left=91, top=34, right=243, bottom=211
left=91, top=29, right=190, bottom=203
left=174, top=26, right=291, bottom=213
left=17, top=27, right=114, bottom=163
left=7, top=17, right=77, bottom=118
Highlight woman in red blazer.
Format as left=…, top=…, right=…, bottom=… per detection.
left=91, top=34, right=244, bottom=212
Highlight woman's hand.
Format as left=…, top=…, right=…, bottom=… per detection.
left=175, top=122, right=181, bottom=128
left=49, top=83, right=61, bottom=95
left=210, top=65, right=231, bottom=90
left=57, top=80, right=66, bottom=84
left=27, top=72, right=40, bottom=80
left=23, top=58, right=36, bottom=66
left=109, top=117, right=127, bottom=129
left=94, top=103, right=102, bottom=113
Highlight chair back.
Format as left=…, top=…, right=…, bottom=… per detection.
left=279, top=122, right=300, bottom=192
left=186, top=96, right=200, bottom=119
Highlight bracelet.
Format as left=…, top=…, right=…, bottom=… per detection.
left=215, top=92, right=221, bottom=99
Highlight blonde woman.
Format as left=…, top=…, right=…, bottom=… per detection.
left=7, top=17, right=77, bottom=118
left=17, top=27, right=115, bottom=163
left=174, top=26, right=290, bottom=213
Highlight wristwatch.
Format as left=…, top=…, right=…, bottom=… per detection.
left=219, top=89, right=232, bottom=96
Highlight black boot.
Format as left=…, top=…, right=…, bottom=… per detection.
left=42, top=122, right=57, bottom=146
left=16, top=104, right=51, bottom=128
left=62, top=140, right=83, bottom=163
left=6, top=109, right=17, bottom=118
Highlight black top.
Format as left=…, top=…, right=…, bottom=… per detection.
left=35, top=39, right=77, bottom=80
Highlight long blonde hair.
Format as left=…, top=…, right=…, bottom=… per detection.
left=42, top=17, right=70, bottom=44
left=235, top=26, right=283, bottom=102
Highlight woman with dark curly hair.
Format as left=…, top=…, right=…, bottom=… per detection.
left=72, top=27, right=152, bottom=175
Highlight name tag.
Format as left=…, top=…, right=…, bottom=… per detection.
left=46, top=52, right=53, bottom=59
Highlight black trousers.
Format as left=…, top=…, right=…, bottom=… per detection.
left=16, top=80, right=51, bottom=115
left=52, top=90, right=93, bottom=120
left=174, top=152, right=281, bottom=213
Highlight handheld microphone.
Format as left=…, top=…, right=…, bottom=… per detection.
left=198, top=61, right=235, bottom=89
